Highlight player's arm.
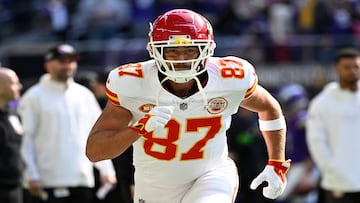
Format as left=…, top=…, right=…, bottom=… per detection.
left=240, top=85, right=290, bottom=199
left=240, top=85, right=286, bottom=160
left=86, top=101, right=140, bottom=162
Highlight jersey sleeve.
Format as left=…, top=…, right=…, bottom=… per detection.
left=105, top=68, right=121, bottom=106
left=217, top=56, right=258, bottom=99
left=105, top=62, right=149, bottom=106
left=243, top=60, right=258, bottom=99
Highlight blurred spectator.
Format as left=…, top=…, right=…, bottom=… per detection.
left=268, top=0, right=295, bottom=62
left=215, top=0, right=263, bottom=35
left=71, top=0, right=132, bottom=40
left=91, top=71, right=108, bottom=109
left=0, top=0, right=14, bottom=42
left=19, top=44, right=117, bottom=203
left=0, top=0, right=12, bottom=23
left=10, top=0, right=33, bottom=33
left=74, top=70, right=97, bottom=92
left=295, top=0, right=317, bottom=33
left=3, top=0, right=360, bottom=71
left=131, top=0, right=156, bottom=38
left=45, top=0, right=70, bottom=40
left=306, top=48, right=360, bottom=203
left=329, top=1, right=354, bottom=48
left=330, top=1, right=353, bottom=34
left=275, top=84, right=320, bottom=203
left=0, top=67, right=24, bottom=203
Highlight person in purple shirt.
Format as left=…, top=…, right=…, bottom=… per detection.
left=275, top=84, right=320, bottom=203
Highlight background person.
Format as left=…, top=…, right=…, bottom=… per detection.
left=275, top=83, right=320, bottom=203
left=0, top=67, right=24, bottom=203
left=19, top=44, right=116, bottom=203
left=306, top=48, right=360, bottom=203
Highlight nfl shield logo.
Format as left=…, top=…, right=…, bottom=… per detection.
left=179, top=102, right=188, bottom=110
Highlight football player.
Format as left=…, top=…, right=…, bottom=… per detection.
left=86, top=9, right=290, bottom=203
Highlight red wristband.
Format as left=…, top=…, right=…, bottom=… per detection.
left=268, top=159, right=291, bottom=182
left=129, top=114, right=152, bottom=136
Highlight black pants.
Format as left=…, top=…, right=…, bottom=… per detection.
left=24, top=187, right=93, bottom=203
left=0, top=186, right=23, bottom=203
left=324, top=190, right=360, bottom=203
left=93, top=175, right=133, bottom=203
left=107, top=179, right=133, bottom=203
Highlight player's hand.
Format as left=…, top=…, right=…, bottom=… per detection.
left=129, top=106, right=175, bottom=136
left=28, top=180, right=48, bottom=200
left=250, top=159, right=291, bottom=199
left=100, top=175, right=117, bottom=186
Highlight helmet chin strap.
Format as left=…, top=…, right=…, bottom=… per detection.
left=193, top=76, right=209, bottom=110
left=156, top=76, right=208, bottom=110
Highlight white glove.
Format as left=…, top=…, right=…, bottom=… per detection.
left=129, top=106, right=174, bottom=135
left=250, top=159, right=291, bottom=199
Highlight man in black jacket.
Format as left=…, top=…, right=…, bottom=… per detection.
left=0, top=67, right=24, bottom=203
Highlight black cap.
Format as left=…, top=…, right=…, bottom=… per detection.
left=44, top=44, right=79, bottom=61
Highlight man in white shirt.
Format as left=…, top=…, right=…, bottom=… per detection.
left=19, top=44, right=116, bottom=203
left=306, top=48, right=360, bottom=203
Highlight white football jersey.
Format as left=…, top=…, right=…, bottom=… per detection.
left=106, top=56, right=257, bottom=186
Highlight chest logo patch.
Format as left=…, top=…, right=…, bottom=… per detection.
left=207, top=97, right=228, bottom=114
left=139, top=104, right=156, bottom=113
left=179, top=102, right=188, bottom=111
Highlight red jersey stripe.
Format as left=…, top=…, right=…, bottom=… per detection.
left=244, top=75, right=258, bottom=98
left=105, top=86, right=120, bottom=105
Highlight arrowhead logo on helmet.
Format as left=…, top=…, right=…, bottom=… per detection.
left=171, top=36, right=192, bottom=45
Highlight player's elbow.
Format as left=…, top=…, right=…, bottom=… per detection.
left=86, top=149, right=98, bottom=162
left=86, top=151, right=106, bottom=163
left=85, top=142, right=103, bottom=162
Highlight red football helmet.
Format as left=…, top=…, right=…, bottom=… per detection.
left=147, top=9, right=216, bottom=83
